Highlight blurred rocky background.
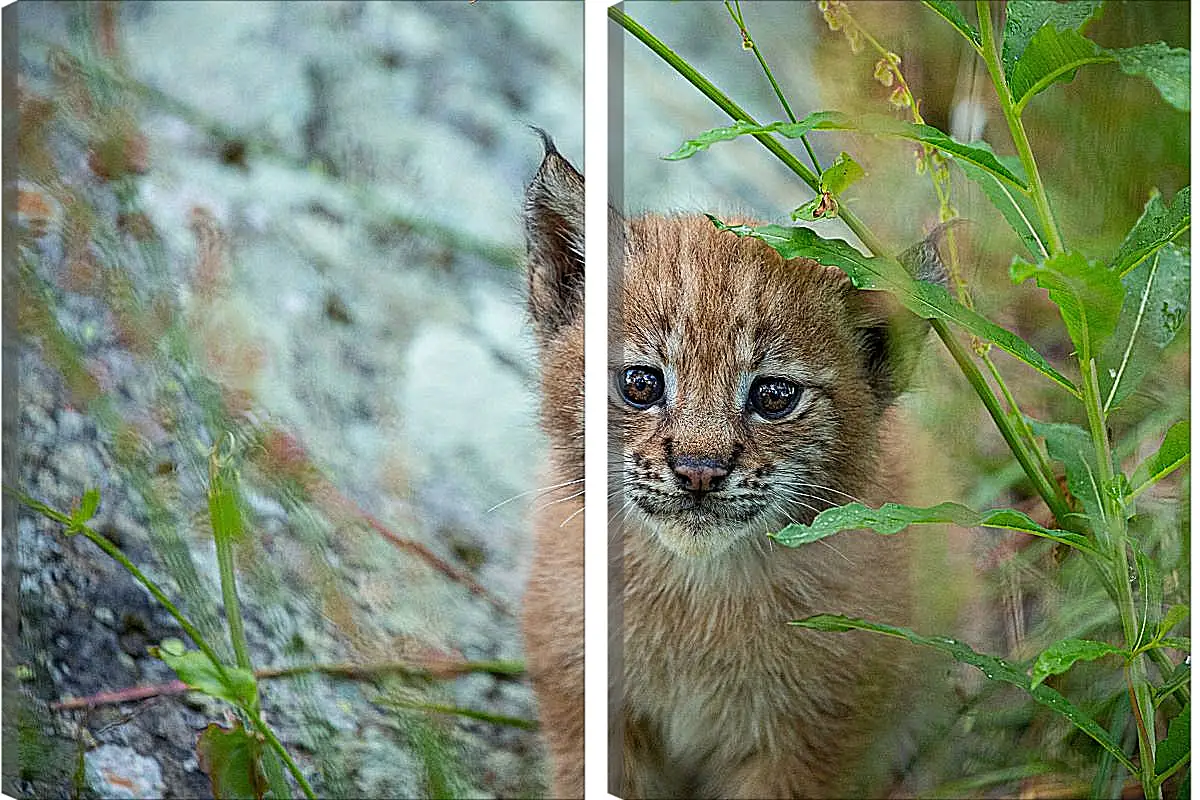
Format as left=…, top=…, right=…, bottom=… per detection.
left=6, top=1, right=580, bottom=797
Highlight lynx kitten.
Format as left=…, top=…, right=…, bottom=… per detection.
left=522, top=140, right=940, bottom=798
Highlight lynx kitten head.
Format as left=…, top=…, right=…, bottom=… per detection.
left=525, top=143, right=937, bottom=560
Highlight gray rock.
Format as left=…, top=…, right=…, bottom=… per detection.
left=84, top=745, right=166, bottom=800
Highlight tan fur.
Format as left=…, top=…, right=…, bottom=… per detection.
left=522, top=140, right=587, bottom=798
left=523, top=146, right=927, bottom=798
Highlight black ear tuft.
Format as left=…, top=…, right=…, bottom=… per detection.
left=853, top=225, right=956, bottom=408
left=525, top=130, right=584, bottom=342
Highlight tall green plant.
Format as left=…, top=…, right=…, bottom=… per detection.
left=613, top=2, right=1189, bottom=796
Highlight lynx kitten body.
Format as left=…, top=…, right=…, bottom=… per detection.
left=522, top=143, right=933, bottom=798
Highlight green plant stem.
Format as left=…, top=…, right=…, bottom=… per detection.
left=10, top=490, right=235, bottom=689
left=844, top=5, right=1058, bottom=504
left=84, top=527, right=230, bottom=679
left=975, top=1, right=1065, bottom=256
left=208, top=451, right=258, bottom=711
left=981, top=353, right=1060, bottom=494
left=610, top=6, right=820, bottom=194
left=247, top=710, right=318, bottom=800
left=259, top=659, right=526, bottom=682
left=935, top=321, right=1073, bottom=524
left=1081, top=357, right=1159, bottom=797
left=19, top=490, right=318, bottom=794
left=611, top=5, right=1072, bottom=525
left=723, top=1, right=821, bottom=172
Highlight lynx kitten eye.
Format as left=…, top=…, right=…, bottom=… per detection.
left=749, top=376, right=802, bottom=420
left=619, top=366, right=665, bottom=409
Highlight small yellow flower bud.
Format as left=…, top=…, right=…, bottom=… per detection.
left=873, top=58, right=894, bottom=87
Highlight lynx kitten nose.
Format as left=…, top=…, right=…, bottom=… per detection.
left=673, top=457, right=729, bottom=493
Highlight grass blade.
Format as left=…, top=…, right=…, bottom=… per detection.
left=208, top=445, right=254, bottom=676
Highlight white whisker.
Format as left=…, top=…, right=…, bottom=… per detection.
left=535, top=488, right=586, bottom=513
left=485, top=477, right=585, bottom=513
left=559, top=503, right=586, bottom=528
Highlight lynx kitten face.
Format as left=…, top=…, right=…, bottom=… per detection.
left=612, top=216, right=904, bottom=559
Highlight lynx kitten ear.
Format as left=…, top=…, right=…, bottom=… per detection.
left=851, top=224, right=954, bottom=407
left=525, top=130, right=584, bottom=341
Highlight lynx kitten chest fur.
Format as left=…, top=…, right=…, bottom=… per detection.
left=522, top=143, right=931, bottom=799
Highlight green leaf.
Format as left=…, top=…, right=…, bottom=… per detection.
left=1010, top=27, right=1115, bottom=113
left=1099, top=245, right=1190, bottom=413
left=1011, top=251, right=1124, bottom=361
left=259, top=748, right=292, bottom=800
left=710, top=220, right=1079, bottom=395
left=922, top=0, right=980, bottom=47
left=664, top=112, right=846, bottom=160
left=820, top=151, right=865, bottom=195
left=957, top=149, right=1048, bottom=259
left=1114, top=43, right=1190, bottom=112
left=75, top=489, right=101, bottom=524
left=1128, top=421, right=1190, bottom=500
left=208, top=462, right=247, bottom=546
left=196, top=721, right=267, bottom=800
left=1030, top=638, right=1127, bottom=688
left=1002, top=0, right=1104, bottom=80
left=1155, top=661, right=1190, bottom=706
left=1028, top=419, right=1105, bottom=534
left=159, top=648, right=257, bottom=707
left=160, top=637, right=187, bottom=657
left=1156, top=604, right=1191, bottom=642
left=772, top=500, right=1096, bottom=553
left=1156, top=637, right=1191, bottom=652
left=1155, top=702, right=1190, bottom=782
left=667, top=112, right=1027, bottom=189
left=894, top=121, right=1027, bottom=188
left=790, top=195, right=831, bottom=222
left=790, top=614, right=1137, bottom=773
left=1111, top=187, right=1191, bottom=278
left=788, top=152, right=872, bottom=219
left=1006, top=29, right=1188, bottom=114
